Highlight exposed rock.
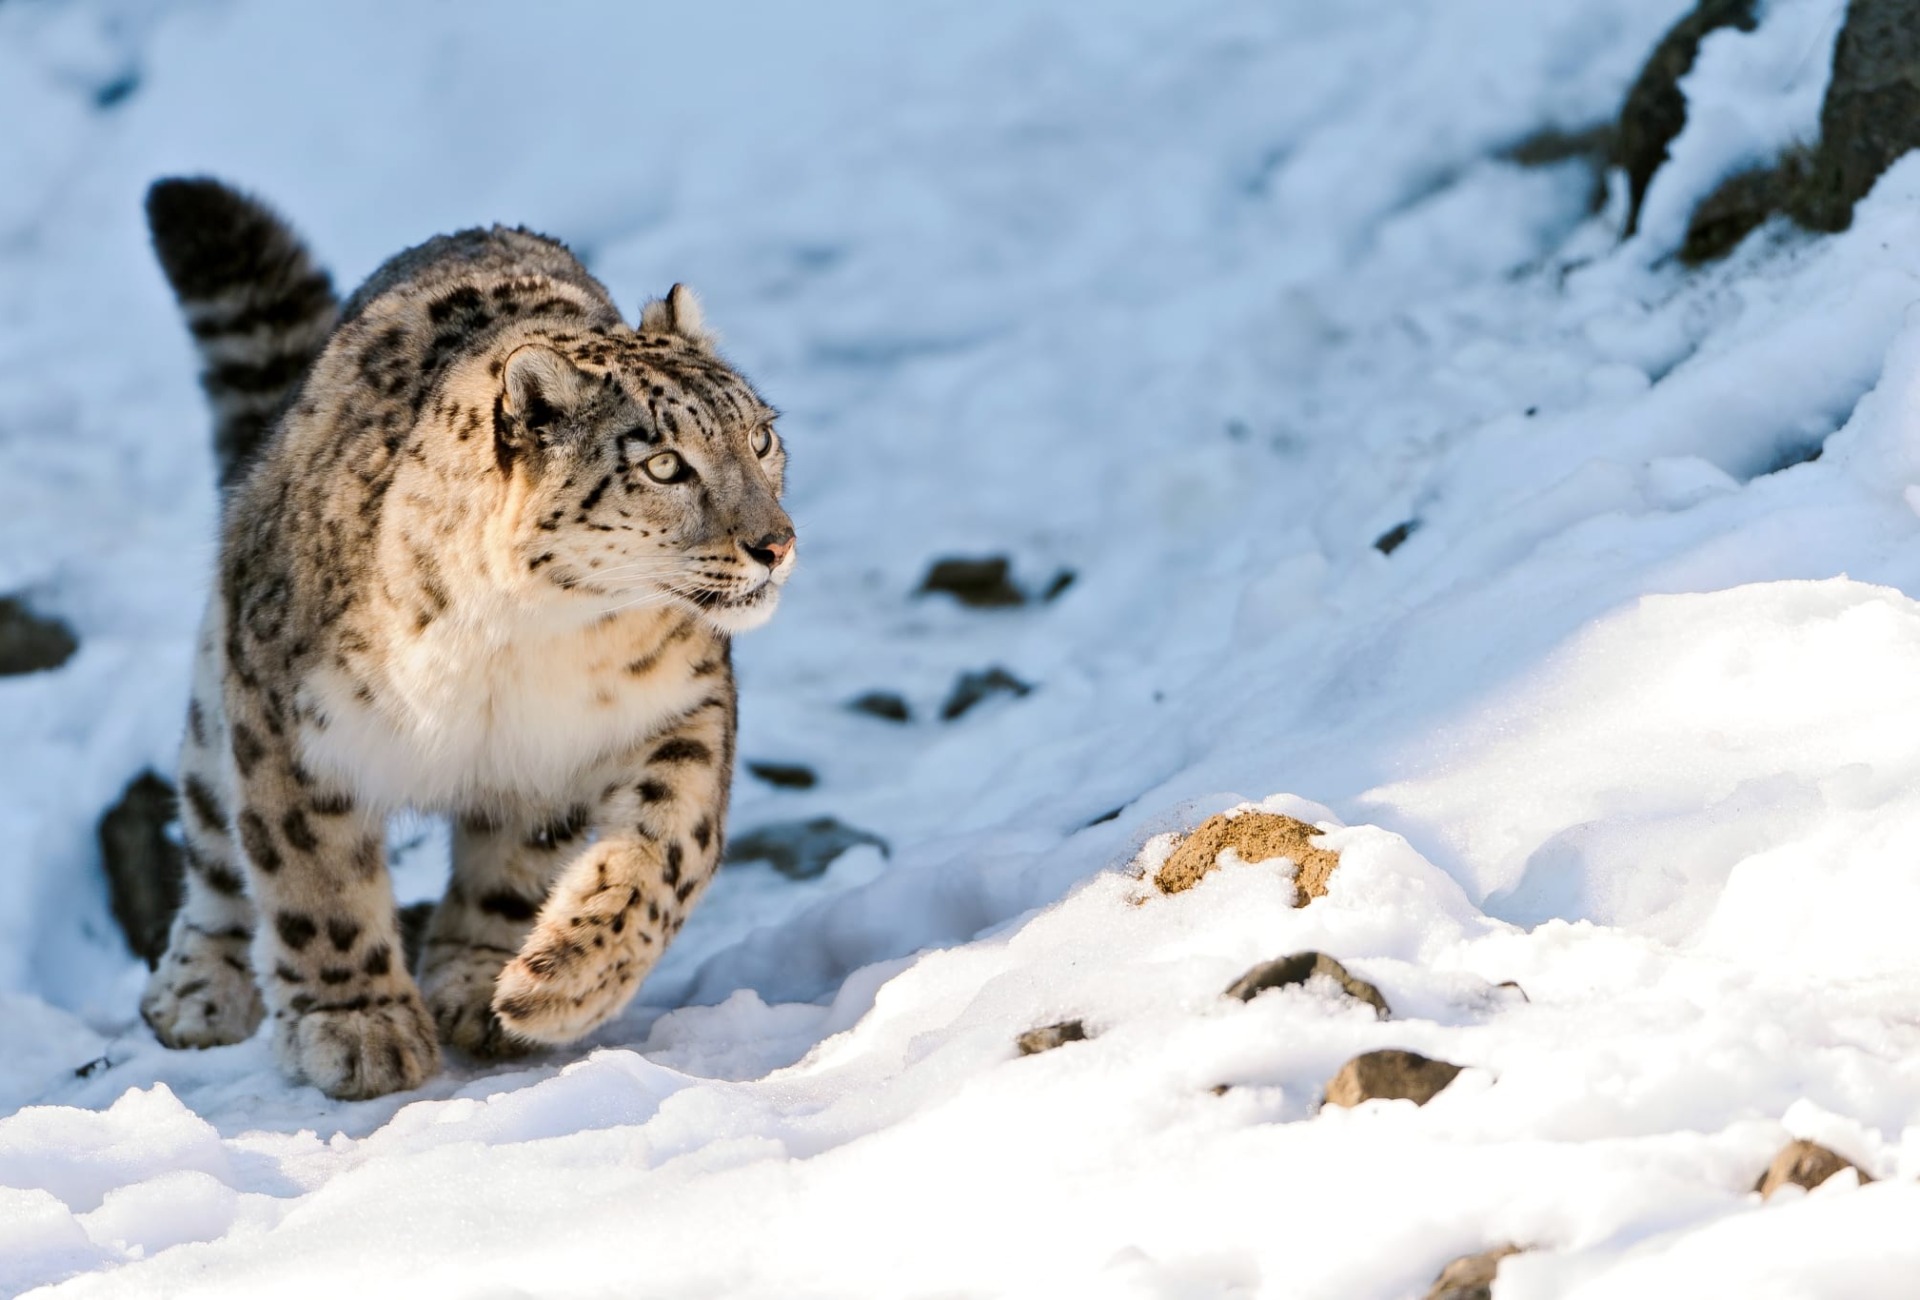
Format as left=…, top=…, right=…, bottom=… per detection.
left=848, top=691, right=911, bottom=722
left=1223, top=951, right=1390, bottom=1019
left=1796, top=0, right=1920, bottom=233
left=1680, top=157, right=1799, bottom=264
left=728, top=816, right=889, bottom=881
left=746, top=760, right=817, bottom=790
left=1425, top=1245, right=1524, bottom=1300
left=98, top=771, right=185, bottom=967
left=1754, top=1138, right=1870, bottom=1198
left=73, top=1056, right=113, bottom=1079
left=0, top=595, right=79, bottom=676
left=397, top=899, right=436, bottom=974
left=917, top=556, right=1026, bottom=608
left=940, top=666, right=1032, bottom=721
left=1374, top=520, right=1416, bottom=555
left=1040, top=569, right=1076, bottom=602
left=1016, top=1019, right=1088, bottom=1056
left=1155, top=811, right=1339, bottom=900
left=1503, top=123, right=1615, bottom=170
left=1616, top=0, right=1758, bottom=235
left=1324, top=1049, right=1463, bottom=1108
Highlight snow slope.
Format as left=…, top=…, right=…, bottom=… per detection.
left=6, top=0, right=1920, bottom=1294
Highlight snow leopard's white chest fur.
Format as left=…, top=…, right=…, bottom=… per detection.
left=297, top=605, right=717, bottom=811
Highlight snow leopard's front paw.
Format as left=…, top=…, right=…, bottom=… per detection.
left=421, top=948, right=536, bottom=1060
left=492, top=866, right=657, bottom=1046
left=273, top=985, right=441, bottom=1100
left=141, top=927, right=266, bottom=1049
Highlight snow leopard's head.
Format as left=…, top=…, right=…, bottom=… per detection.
left=492, top=286, right=795, bottom=633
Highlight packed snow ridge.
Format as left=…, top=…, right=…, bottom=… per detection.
left=5, top=0, right=1920, bottom=1295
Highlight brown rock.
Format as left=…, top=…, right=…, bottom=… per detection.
left=1795, top=0, right=1920, bottom=233
left=1016, top=1019, right=1088, bottom=1056
left=1616, top=0, right=1759, bottom=235
left=0, top=595, right=78, bottom=676
left=1223, top=951, right=1390, bottom=1019
left=1324, top=1049, right=1463, bottom=1108
left=1754, top=1139, right=1870, bottom=1198
left=1425, top=1245, right=1524, bottom=1300
left=1155, top=811, right=1339, bottom=900
left=1680, top=161, right=1794, bottom=264
left=917, top=556, right=1025, bottom=608
left=98, top=771, right=185, bottom=967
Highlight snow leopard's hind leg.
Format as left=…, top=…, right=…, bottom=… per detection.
left=141, top=613, right=265, bottom=1049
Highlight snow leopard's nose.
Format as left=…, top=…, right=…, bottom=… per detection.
left=741, top=529, right=794, bottom=570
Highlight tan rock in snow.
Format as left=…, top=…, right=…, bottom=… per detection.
left=1155, top=811, right=1339, bottom=899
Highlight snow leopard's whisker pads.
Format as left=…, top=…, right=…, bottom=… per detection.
left=140, top=177, right=793, bottom=1099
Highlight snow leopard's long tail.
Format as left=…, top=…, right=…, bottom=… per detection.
left=145, top=177, right=339, bottom=488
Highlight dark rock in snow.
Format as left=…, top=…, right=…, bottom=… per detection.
left=1324, top=1049, right=1463, bottom=1108
left=847, top=691, right=911, bottom=722
left=99, top=771, right=185, bottom=967
left=1795, top=0, right=1920, bottom=232
left=1040, top=569, right=1076, bottom=602
left=1156, top=811, right=1339, bottom=901
left=1224, top=951, right=1390, bottom=1019
left=74, top=1056, right=113, bottom=1080
left=1016, top=1019, right=1088, bottom=1056
left=0, top=595, right=79, bottom=675
left=940, top=666, right=1031, bottom=720
left=1425, top=1245, right=1524, bottom=1300
left=917, top=555, right=1026, bottom=607
left=729, top=816, right=889, bottom=881
left=1617, top=0, right=1758, bottom=235
left=1754, top=1138, right=1870, bottom=1198
left=746, top=761, right=818, bottom=790
left=1681, top=160, right=1798, bottom=263
left=1374, top=520, right=1416, bottom=555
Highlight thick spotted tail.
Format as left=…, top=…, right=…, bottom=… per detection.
left=145, top=177, right=338, bottom=487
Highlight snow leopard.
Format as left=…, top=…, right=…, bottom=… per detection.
left=139, top=178, right=795, bottom=1099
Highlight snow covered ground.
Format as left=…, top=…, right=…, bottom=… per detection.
left=5, top=0, right=1920, bottom=1294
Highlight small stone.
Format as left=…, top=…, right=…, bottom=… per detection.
left=746, top=761, right=817, bottom=790
left=0, top=596, right=79, bottom=676
left=1040, top=569, right=1076, bottom=602
left=73, top=1056, right=112, bottom=1080
left=1324, top=1049, right=1464, bottom=1108
left=728, top=816, right=889, bottom=881
left=917, top=556, right=1025, bottom=608
left=940, top=666, right=1032, bottom=721
left=848, top=691, right=911, bottom=723
left=1754, top=1139, right=1870, bottom=1199
left=1374, top=520, right=1416, bottom=555
left=1223, top=951, right=1390, bottom=1019
left=98, top=771, right=185, bottom=967
left=1016, top=1019, right=1087, bottom=1056
left=1425, top=1245, right=1524, bottom=1300
left=1155, top=811, right=1339, bottom=900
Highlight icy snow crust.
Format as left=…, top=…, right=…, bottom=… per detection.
left=5, top=0, right=1920, bottom=1294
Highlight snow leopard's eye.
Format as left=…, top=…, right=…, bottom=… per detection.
left=642, top=450, right=691, bottom=484
left=750, top=425, right=775, bottom=458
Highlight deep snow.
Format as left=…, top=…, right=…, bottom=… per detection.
left=6, top=0, right=1920, bottom=1295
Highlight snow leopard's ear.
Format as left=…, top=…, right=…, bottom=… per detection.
left=501, top=344, right=596, bottom=435
left=638, top=283, right=714, bottom=349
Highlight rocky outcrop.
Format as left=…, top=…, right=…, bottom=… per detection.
left=0, top=596, right=78, bottom=676
left=1324, top=1049, right=1463, bottom=1108
left=1754, top=1138, right=1871, bottom=1198
left=1155, top=811, right=1339, bottom=900
left=1223, top=951, right=1389, bottom=1019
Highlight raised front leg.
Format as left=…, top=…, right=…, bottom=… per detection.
left=419, top=804, right=593, bottom=1057
left=142, top=638, right=264, bottom=1049
left=224, top=686, right=439, bottom=1099
left=493, top=686, right=735, bottom=1044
